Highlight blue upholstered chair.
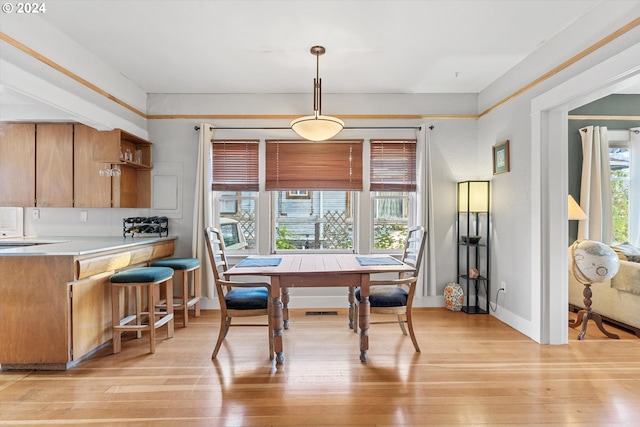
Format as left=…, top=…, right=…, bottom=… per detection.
left=204, top=227, right=273, bottom=359
left=353, top=226, right=426, bottom=352
left=151, top=257, right=202, bottom=327
left=110, top=266, right=175, bottom=354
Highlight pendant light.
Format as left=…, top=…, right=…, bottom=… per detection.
left=290, top=45, right=344, bottom=141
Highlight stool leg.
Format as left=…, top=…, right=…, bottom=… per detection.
left=193, top=266, right=201, bottom=317
left=111, top=285, right=121, bottom=354
left=135, top=285, right=142, bottom=339
left=148, top=283, right=156, bottom=354
left=165, top=278, right=175, bottom=339
left=181, top=270, right=188, bottom=327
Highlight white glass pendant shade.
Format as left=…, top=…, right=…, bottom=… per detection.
left=290, top=46, right=344, bottom=141
left=290, top=113, right=344, bottom=142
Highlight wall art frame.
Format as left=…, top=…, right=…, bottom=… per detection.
left=492, top=140, right=510, bottom=175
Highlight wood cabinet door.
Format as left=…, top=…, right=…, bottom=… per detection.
left=70, top=273, right=112, bottom=361
left=0, top=123, right=36, bottom=207
left=74, top=124, right=112, bottom=208
left=36, top=123, right=74, bottom=207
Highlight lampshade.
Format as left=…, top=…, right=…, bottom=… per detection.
left=291, top=46, right=344, bottom=141
left=290, top=113, right=344, bottom=142
left=458, top=181, right=490, bottom=212
left=568, top=195, right=588, bottom=220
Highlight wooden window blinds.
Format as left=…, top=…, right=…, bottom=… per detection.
left=265, top=140, right=363, bottom=191
left=370, top=140, right=417, bottom=192
left=212, top=140, right=259, bottom=191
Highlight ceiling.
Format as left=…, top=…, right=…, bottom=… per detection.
left=1, top=0, right=638, bottom=120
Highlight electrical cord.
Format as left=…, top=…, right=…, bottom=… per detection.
left=485, top=282, right=505, bottom=313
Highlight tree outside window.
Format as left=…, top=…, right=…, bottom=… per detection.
left=610, top=146, right=630, bottom=243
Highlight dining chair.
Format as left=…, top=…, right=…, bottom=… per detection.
left=353, top=225, right=426, bottom=352
left=203, top=227, right=274, bottom=359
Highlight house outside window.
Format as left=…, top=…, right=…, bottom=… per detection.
left=273, top=190, right=354, bottom=251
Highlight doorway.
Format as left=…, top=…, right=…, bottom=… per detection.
left=532, top=42, right=640, bottom=344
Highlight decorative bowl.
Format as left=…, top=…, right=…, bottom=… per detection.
left=461, top=235, right=482, bottom=244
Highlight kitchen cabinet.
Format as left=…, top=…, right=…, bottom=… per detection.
left=36, top=123, right=74, bottom=207
left=79, top=126, right=152, bottom=208
left=0, top=123, right=74, bottom=207
left=0, top=238, right=175, bottom=370
left=0, top=123, right=36, bottom=207
left=74, top=124, right=113, bottom=208
left=1, top=122, right=152, bottom=209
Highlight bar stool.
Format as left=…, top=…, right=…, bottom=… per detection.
left=110, top=267, right=175, bottom=354
left=151, top=258, right=202, bottom=327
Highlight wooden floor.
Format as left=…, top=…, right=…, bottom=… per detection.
left=1, top=308, right=639, bottom=426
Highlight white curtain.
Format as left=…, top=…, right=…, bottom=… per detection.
left=629, top=127, right=640, bottom=247
left=416, top=124, right=437, bottom=296
left=192, top=123, right=216, bottom=298
left=578, top=125, right=613, bottom=243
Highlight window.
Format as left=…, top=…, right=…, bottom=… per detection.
left=370, top=140, right=417, bottom=250
left=217, top=192, right=257, bottom=251
left=210, top=138, right=420, bottom=254
left=610, top=143, right=630, bottom=243
left=212, top=140, right=259, bottom=251
left=273, top=191, right=354, bottom=251
left=266, top=140, right=362, bottom=252
left=372, top=192, right=413, bottom=250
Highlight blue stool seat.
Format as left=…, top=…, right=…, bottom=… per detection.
left=152, top=258, right=200, bottom=270
left=110, top=267, right=174, bottom=284
left=110, top=266, right=175, bottom=354
left=150, top=257, right=202, bottom=327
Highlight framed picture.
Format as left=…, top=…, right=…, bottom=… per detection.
left=492, top=140, right=510, bottom=175
left=286, top=190, right=310, bottom=199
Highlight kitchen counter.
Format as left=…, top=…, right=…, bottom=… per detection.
left=0, top=236, right=176, bottom=371
left=0, top=236, right=176, bottom=256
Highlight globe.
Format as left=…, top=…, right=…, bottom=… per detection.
left=569, top=240, right=620, bottom=284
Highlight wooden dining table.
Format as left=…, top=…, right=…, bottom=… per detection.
left=224, top=253, right=416, bottom=364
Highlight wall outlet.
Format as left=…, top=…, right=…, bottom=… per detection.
left=32, top=209, right=40, bottom=220
left=80, top=211, right=88, bottom=222
left=501, top=281, right=507, bottom=293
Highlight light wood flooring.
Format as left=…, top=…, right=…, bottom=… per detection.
left=1, top=308, right=639, bottom=426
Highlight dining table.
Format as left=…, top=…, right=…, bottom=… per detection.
left=224, top=253, right=416, bottom=364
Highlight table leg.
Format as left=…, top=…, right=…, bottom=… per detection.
left=271, top=276, right=284, bottom=364
left=358, top=275, right=370, bottom=362
left=282, top=287, right=290, bottom=330
left=347, top=286, right=355, bottom=329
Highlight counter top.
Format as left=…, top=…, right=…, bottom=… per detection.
left=0, top=236, right=177, bottom=256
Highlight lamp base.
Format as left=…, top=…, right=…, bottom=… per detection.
left=568, top=282, right=620, bottom=340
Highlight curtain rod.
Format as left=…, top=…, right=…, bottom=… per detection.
left=194, top=125, right=432, bottom=131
